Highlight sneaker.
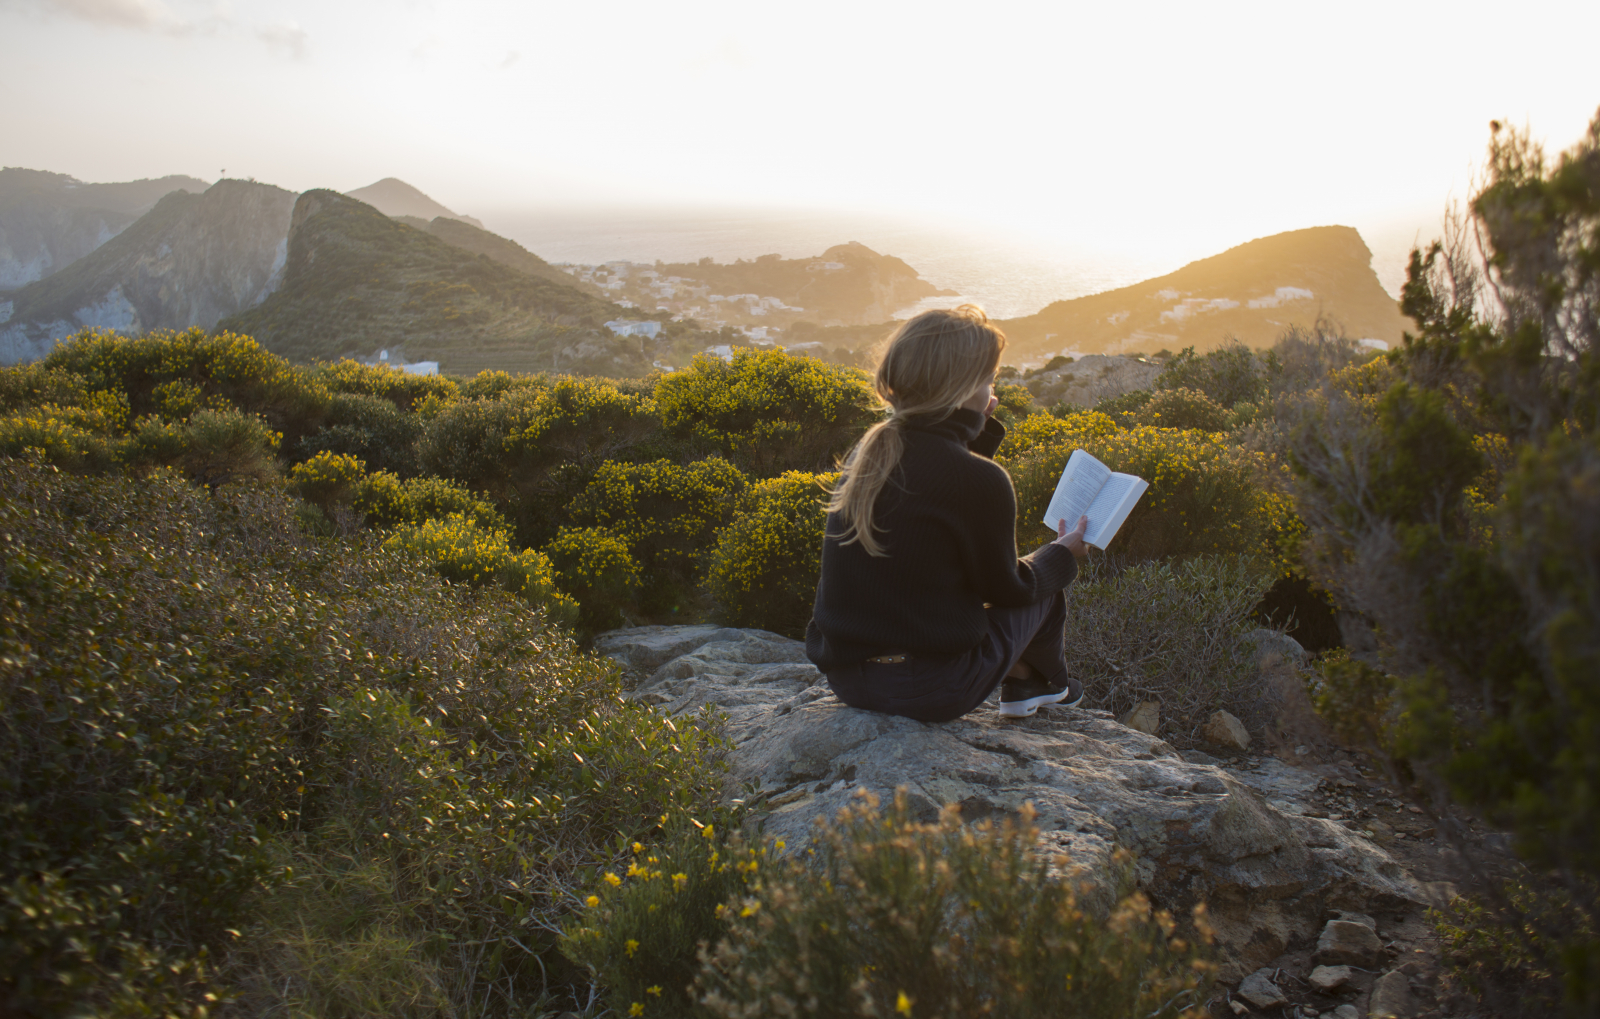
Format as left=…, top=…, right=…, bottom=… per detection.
left=998, top=673, right=1083, bottom=718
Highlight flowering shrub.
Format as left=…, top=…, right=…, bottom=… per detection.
left=314, top=358, right=459, bottom=410
left=568, top=457, right=748, bottom=609
left=695, top=792, right=1214, bottom=1019
left=352, top=470, right=507, bottom=531
left=703, top=471, right=836, bottom=637
left=1134, top=387, right=1231, bottom=432
left=543, top=526, right=642, bottom=633
left=1007, top=425, right=1281, bottom=561
left=654, top=348, right=878, bottom=475
left=295, top=391, right=426, bottom=476
left=290, top=449, right=367, bottom=509
left=560, top=815, right=772, bottom=1019
left=995, top=410, right=1119, bottom=461
left=383, top=513, right=578, bottom=626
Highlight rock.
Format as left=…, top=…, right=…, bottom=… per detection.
left=1336, top=911, right=1378, bottom=931
left=1204, top=710, right=1252, bottom=750
left=1310, top=964, right=1355, bottom=991
left=596, top=625, right=1425, bottom=979
left=1229, top=1001, right=1250, bottom=1016
left=1238, top=968, right=1288, bottom=1008
left=1332, top=1007, right=1360, bottom=1019
left=1181, top=748, right=1220, bottom=765
left=1368, top=970, right=1415, bottom=1018
left=1247, top=627, right=1309, bottom=666
left=1314, top=919, right=1385, bottom=967
left=1119, top=699, right=1161, bottom=735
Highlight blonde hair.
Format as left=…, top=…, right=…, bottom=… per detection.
left=827, top=304, right=1005, bottom=557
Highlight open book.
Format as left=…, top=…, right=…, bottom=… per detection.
left=1041, top=449, right=1149, bottom=550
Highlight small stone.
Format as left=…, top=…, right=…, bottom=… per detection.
left=1119, top=699, right=1161, bottom=735
left=1310, top=964, right=1355, bottom=991
left=1230, top=1001, right=1250, bottom=1016
left=1332, top=1007, right=1360, bottom=1019
left=1296, top=744, right=1310, bottom=755
left=1239, top=967, right=1288, bottom=1008
left=1204, top=709, right=1252, bottom=750
left=1315, top=919, right=1385, bottom=967
left=1368, top=969, right=1415, bottom=1017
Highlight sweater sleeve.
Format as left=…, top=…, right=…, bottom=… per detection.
left=962, top=464, right=1079, bottom=607
left=967, top=416, right=1006, bottom=459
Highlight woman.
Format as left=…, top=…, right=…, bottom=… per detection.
left=806, top=304, right=1090, bottom=723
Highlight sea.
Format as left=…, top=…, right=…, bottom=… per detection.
left=479, top=206, right=1190, bottom=321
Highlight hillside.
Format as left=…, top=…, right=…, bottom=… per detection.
left=219, top=190, right=648, bottom=376
left=423, top=216, right=610, bottom=297
left=0, top=180, right=295, bottom=364
left=0, top=168, right=211, bottom=290
left=651, top=242, right=957, bottom=327
left=345, top=177, right=485, bottom=228
left=998, top=226, right=1411, bottom=359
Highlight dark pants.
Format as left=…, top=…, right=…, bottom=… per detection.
left=824, top=591, right=1069, bottom=723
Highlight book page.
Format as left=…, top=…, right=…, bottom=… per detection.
left=1041, top=449, right=1109, bottom=532
left=1084, top=472, right=1149, bottom=549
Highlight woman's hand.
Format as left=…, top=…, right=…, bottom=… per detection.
left=984, top=394, right=999, bottom=418
left=1054, top=515, right=1089, bottom=557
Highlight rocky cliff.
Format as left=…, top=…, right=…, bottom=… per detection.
left=0, top=168, right=210, bottom=291
left=219, top=190, right=646, bottom=376
left=1000, top=226, right=1411, bottom=361
left=0, top=180, right=295, bottom=364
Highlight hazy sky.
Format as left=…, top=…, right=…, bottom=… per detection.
left=4, top=0, right=1598, bottom=277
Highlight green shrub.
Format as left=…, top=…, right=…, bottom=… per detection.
left=0, top=404, right=120, bottom=471
left=383, top=513, right=579, bottom=626
left=0, top=363, right=89, bottom=412
left=501, top=375, right=659, bottom=475
left=124, top=406, right=282, bottom=487
left=296, top=391, right=425, bottom=476
left=560, top=814, right=770, bottom=1019
left=1431, top=877, right=1596, bottom=1018
left=568, top=457, right=748, bottom=611
left=1006, top=425, right=1283, bottom=561
left=703, top=471, right=835, bottom=637
left=459, top=369, right=543, bottom=401
left=655, top=349, right=878, bottom=475
left=995, top=410, right=1119, bottom=461
left=416, top=389, right=542, bottom=498
left=1063, top=556, right=1279, bottom=736
left=41, top=327, right=330, bottom=447
left=315, top=358, right=460, bottom=411
left=1135, top=387, right=1231, bottom=431
left=695, top=793, right=1215, bottom=1019
left=351, top=471, right=507, bottom=531
left=291, top=449, right=367, bottom=509
left=1091, top=388, right=1154, bottom=421
left=1154, top=342, right=1264, bottom=409
left=544, top=526, right=642, bottom=633
left=0, top=456, right=730, bottom=1016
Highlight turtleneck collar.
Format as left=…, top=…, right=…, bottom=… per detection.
left=897, top=406, right=987, bottom=445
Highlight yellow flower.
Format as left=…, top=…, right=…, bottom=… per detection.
left=585, top=895, right=599, bottom=908
left=896, top=990, right=914, bottom=1015
left=625, top=938, right=640, bottom=957
left=629, top=1004, right=645, bottom=1016
left=647, top=986, right=663, bottom=997
left=604, top=872, right=622, bottom=887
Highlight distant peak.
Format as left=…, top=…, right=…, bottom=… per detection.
left=344, top=178, right=482, bottom=228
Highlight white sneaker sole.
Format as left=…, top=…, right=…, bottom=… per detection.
left=998, top=688, right=1083, bottom=718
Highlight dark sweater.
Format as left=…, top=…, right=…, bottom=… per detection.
left=805, top=407, right=1078, bottom=671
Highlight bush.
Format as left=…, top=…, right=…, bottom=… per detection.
left=655, top=349, right=878, bottom=475
left=703, top=471, right=835, bottom=638
left=41, top=328, right=330, bottom=448
left=352, top=471, right=507, bottom=531
left=995, top=410, right=1119, bottom=461
left=695, top=792, right=1215, bottom=1019
left=383, top=514, right=579, bottom=626
left=0, top=456, right=730, bottom=1016
left=291, top=449, right=367, bottom=509
left=500, top=375, right=659, bottom=475
left=1006, top=425, right=1286, bottom=562
left=1431, top=877, right=1597, bottom=1018
left=1134, top=387, right=1231, bottom=432
left=1154, top=342, right=1264, bottom=409
left=560, top=814, right=770, bottom=1019
left=135, top=406, right=281, bottom=487
left=0, top=403, right=120, bottom=471
left=315, top=358, right=459, bottom=411
left=295, top=391, right=425, bottom=476
left=568, top=458, right=748, bottom=611
left=544, top=526, right=642, bottom=634
left=1064, top=556, right=1280, bottom=737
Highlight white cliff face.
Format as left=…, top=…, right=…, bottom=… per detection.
left=0, top=180, right=298, bottom=363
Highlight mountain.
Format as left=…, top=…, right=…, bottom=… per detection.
left=344, top=178, right=485, bottom=229
left=0, top=180, right=295, bottom=365
left=998, top=226, right=1410, bottom=359
left=421, top=216, right=609, bottom=297
left=652, top=242, right=957, bottom=327
left=218, top=190, right=648, bottom=376
left=0, top=168, right=211, bottom=291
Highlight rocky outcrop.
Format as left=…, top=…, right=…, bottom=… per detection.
left=1021, top=353, right=1162, bottom=406
left=594, top=624, right=1426, bottom=977
left=0, top=168, right=210, bottom=291
left=0, top=180, right=295, bottom=364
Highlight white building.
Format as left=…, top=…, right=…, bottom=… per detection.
left=606, top=319, right=663, bottom=339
